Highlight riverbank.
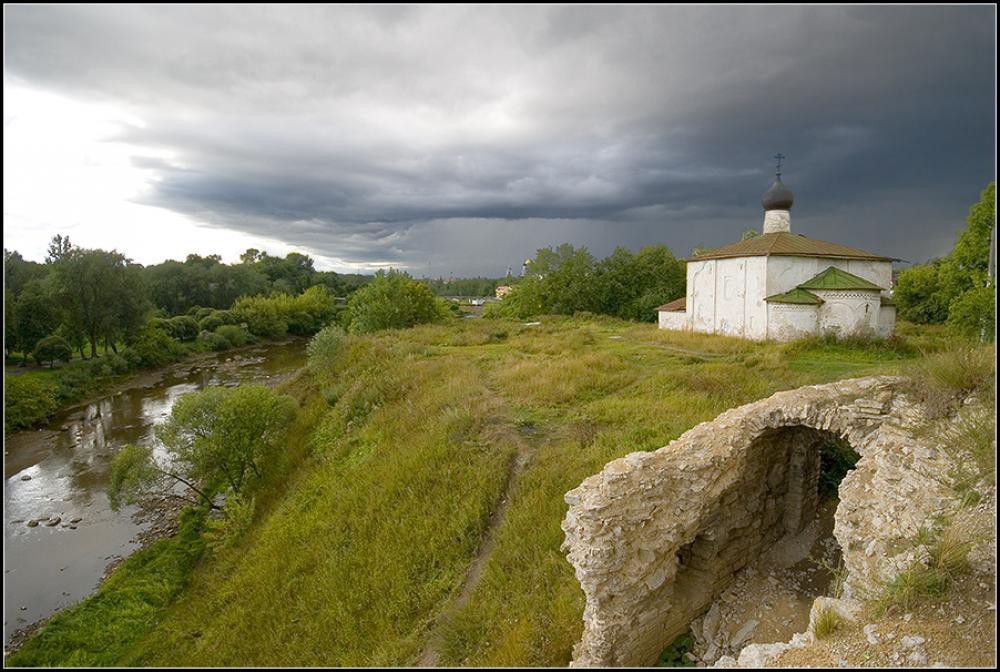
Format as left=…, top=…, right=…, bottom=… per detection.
left=4, top=335, right=303, bottom=435
left=3, top=340, right=309, bottom=657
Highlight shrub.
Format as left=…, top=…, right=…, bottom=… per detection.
left=32, top=335, right=72, bottom=367
left=167, top=315, right=200, bottom=342
left=306, top=324, right=347, bottom=377
left=232, top=294, right=290, bottom=338
left=344, top=270, right=449, bottom=333
left=122, top=325, right=185, bottom=369
left=947, top=284, right=996, bottom=341
left=203, top=494, right=257, bottom=553
left=215, top=324, right=253, bottom=348
left=5, top=376, right=59, bottom=432
left=199, top=309, right=237, bottom=332
left=202, top=332, right=232, bottom=351
left=288, top=286, right=336, bottom=335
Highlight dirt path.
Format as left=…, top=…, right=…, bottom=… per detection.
left=414, top=419, right=538, bottom=667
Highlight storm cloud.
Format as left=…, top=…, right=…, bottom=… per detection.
left=4, top=5, right=995, bottom=274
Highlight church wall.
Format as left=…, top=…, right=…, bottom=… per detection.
left=688, top=260, right=716, bottom=333
left=766, top=303, right=819, bottom=341
left=685, top=258, right=768, bottom=338
left=658, top=310, right=688, bottom=331
left=766, top=257, right=892, bottom=296
left=813, top=289, right=882, bottom=336
left=877, top=304, right=896, bottom=338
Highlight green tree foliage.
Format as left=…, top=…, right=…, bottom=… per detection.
left=50, top=244, right=150, bottom=357
left=166, top=315, right=201, bottom=342
left=214, top=324, right=254, bottom=348
left=894, top=182, right=996, bottom=341
left=306, top=324, right=347, bottom=377
left=109, top=385, right=296, bottom=510
left=32, top=335, right=73, bottom=367
left=13, top=278, right=61, bottom=364
left=232, top=294, right=292, bottom=338
left=486, top=243, right=685, bottom=322
left=947, top=285, right=996, bottom=340
left=344, top=269, right=450, bottom=333
left=895, top=261, right=950, bottom=324
left=4, top=376, right=59, bottom=432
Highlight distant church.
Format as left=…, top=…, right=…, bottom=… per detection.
left=658, top=161, right=897, bottom=340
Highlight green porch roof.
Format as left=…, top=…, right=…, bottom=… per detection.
left=764, top=287, right=824, bottom=305
left=797, top=266, right=884, bottom=291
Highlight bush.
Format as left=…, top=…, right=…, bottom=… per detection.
left=288, top=286, right=336, bottom=335
left=947, top=284, right=996, bottom=341
left=204, top=494, right=257, bottom=553
left=5, top=375, right=59, bottom=432
left=344, top=270, right=449, bottom=333
left=232, top=294, right=290, bottom=338
left=167, top=315, right=200, bottom=342
left=199, top=309, right=237, bottom=332
left=306, top=324, right=347, bottom=377
left=32, top=335, right=73, bottom=367
left=215, top=324, right=253, bottom=348
left=122, top=325, right=185, bottom=369
left=202, top=332, right=232, bottom=351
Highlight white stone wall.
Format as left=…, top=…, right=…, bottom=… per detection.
left=562, top=377, right=954, bottom=667
left=763, top=210, right=791, bottom=234
left=658, top=310, right=689, bottom=331
left=766, top=257, right=892, bottom=296
left=878, top=303, right=896, bottom=338
left=766, top=303, right=819, bottom=341
left=813, top=289, right=881, bottom=336
left=684, top=257, right=768, bottom=339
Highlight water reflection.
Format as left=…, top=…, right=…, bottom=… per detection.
left=3, top=341, right=306, bottom=645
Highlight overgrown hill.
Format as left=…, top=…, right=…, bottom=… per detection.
left=9, top=316, right=961, bottom=667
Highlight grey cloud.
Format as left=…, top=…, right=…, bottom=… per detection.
left=4, top=5, right=995, bottom=275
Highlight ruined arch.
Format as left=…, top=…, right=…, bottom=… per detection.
left=561, top=376, right=951, bottom=667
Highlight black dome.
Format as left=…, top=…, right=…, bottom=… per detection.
left=761, top=176, right=794, bottom=211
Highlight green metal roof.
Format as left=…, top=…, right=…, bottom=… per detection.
left=687, top=232, right=897, bottom=262
left=880, top=295, right=896, bottom=306
left=797, top=266, right=885, bottom=291
left=764, top=288, right=824, bottom=305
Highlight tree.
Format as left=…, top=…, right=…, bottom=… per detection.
left=14, top=279, right=60, bottom=364
left=344, top=270, right=449, bottom=333
left=108, top=385, right=297, bottom=510
left=892, top=182, right=996, bottom=338
left=32, top=335, right=72, bottom=367
left=894, top=262, right=949, bottom=324
left=50, top=245, right=149, bottom=357
left=740, top=227, right=760, bottom=241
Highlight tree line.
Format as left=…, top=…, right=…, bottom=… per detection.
left=484, top=243, right=686, bottom=321
left=4, top=237, right=367, bottom=364
left=894, top=182, right=996, bottom=340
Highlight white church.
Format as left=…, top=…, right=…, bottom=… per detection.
left=658, top=167, right=897, bottom=341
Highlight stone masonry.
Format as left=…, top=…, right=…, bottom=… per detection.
left=561, top=376, right=955, bottom=667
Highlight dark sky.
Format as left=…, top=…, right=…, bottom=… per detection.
left=4, top=5, right=996, bottom=275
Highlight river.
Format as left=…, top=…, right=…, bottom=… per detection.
left=3, top=340, right=307, bottom=646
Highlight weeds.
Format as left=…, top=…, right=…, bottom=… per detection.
left=812, top=607, right=845, bottom=639
left=877, top=521, right=973, bottom=614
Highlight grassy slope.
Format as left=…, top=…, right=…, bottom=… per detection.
left=11, top=317, right=951, bottom=666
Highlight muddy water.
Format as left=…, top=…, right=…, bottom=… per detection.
left=3, top=340, right=306, bottom=645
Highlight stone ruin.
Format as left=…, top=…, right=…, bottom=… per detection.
left=561, top=376, right=955, bottom=667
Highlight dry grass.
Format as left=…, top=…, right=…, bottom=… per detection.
left=813, top=607, right=845, bottom=640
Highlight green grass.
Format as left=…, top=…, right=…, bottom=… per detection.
left=10, top=315, right=962, bottom=666
left=812, top=607, right=845, bottom=639
left=877, top=523, right=974, bottom=614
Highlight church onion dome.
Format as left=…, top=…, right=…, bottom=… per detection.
left=761, top=176, right=794, bottom=211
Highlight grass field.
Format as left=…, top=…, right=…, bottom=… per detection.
left=9, top=316, right=965, bottom=667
